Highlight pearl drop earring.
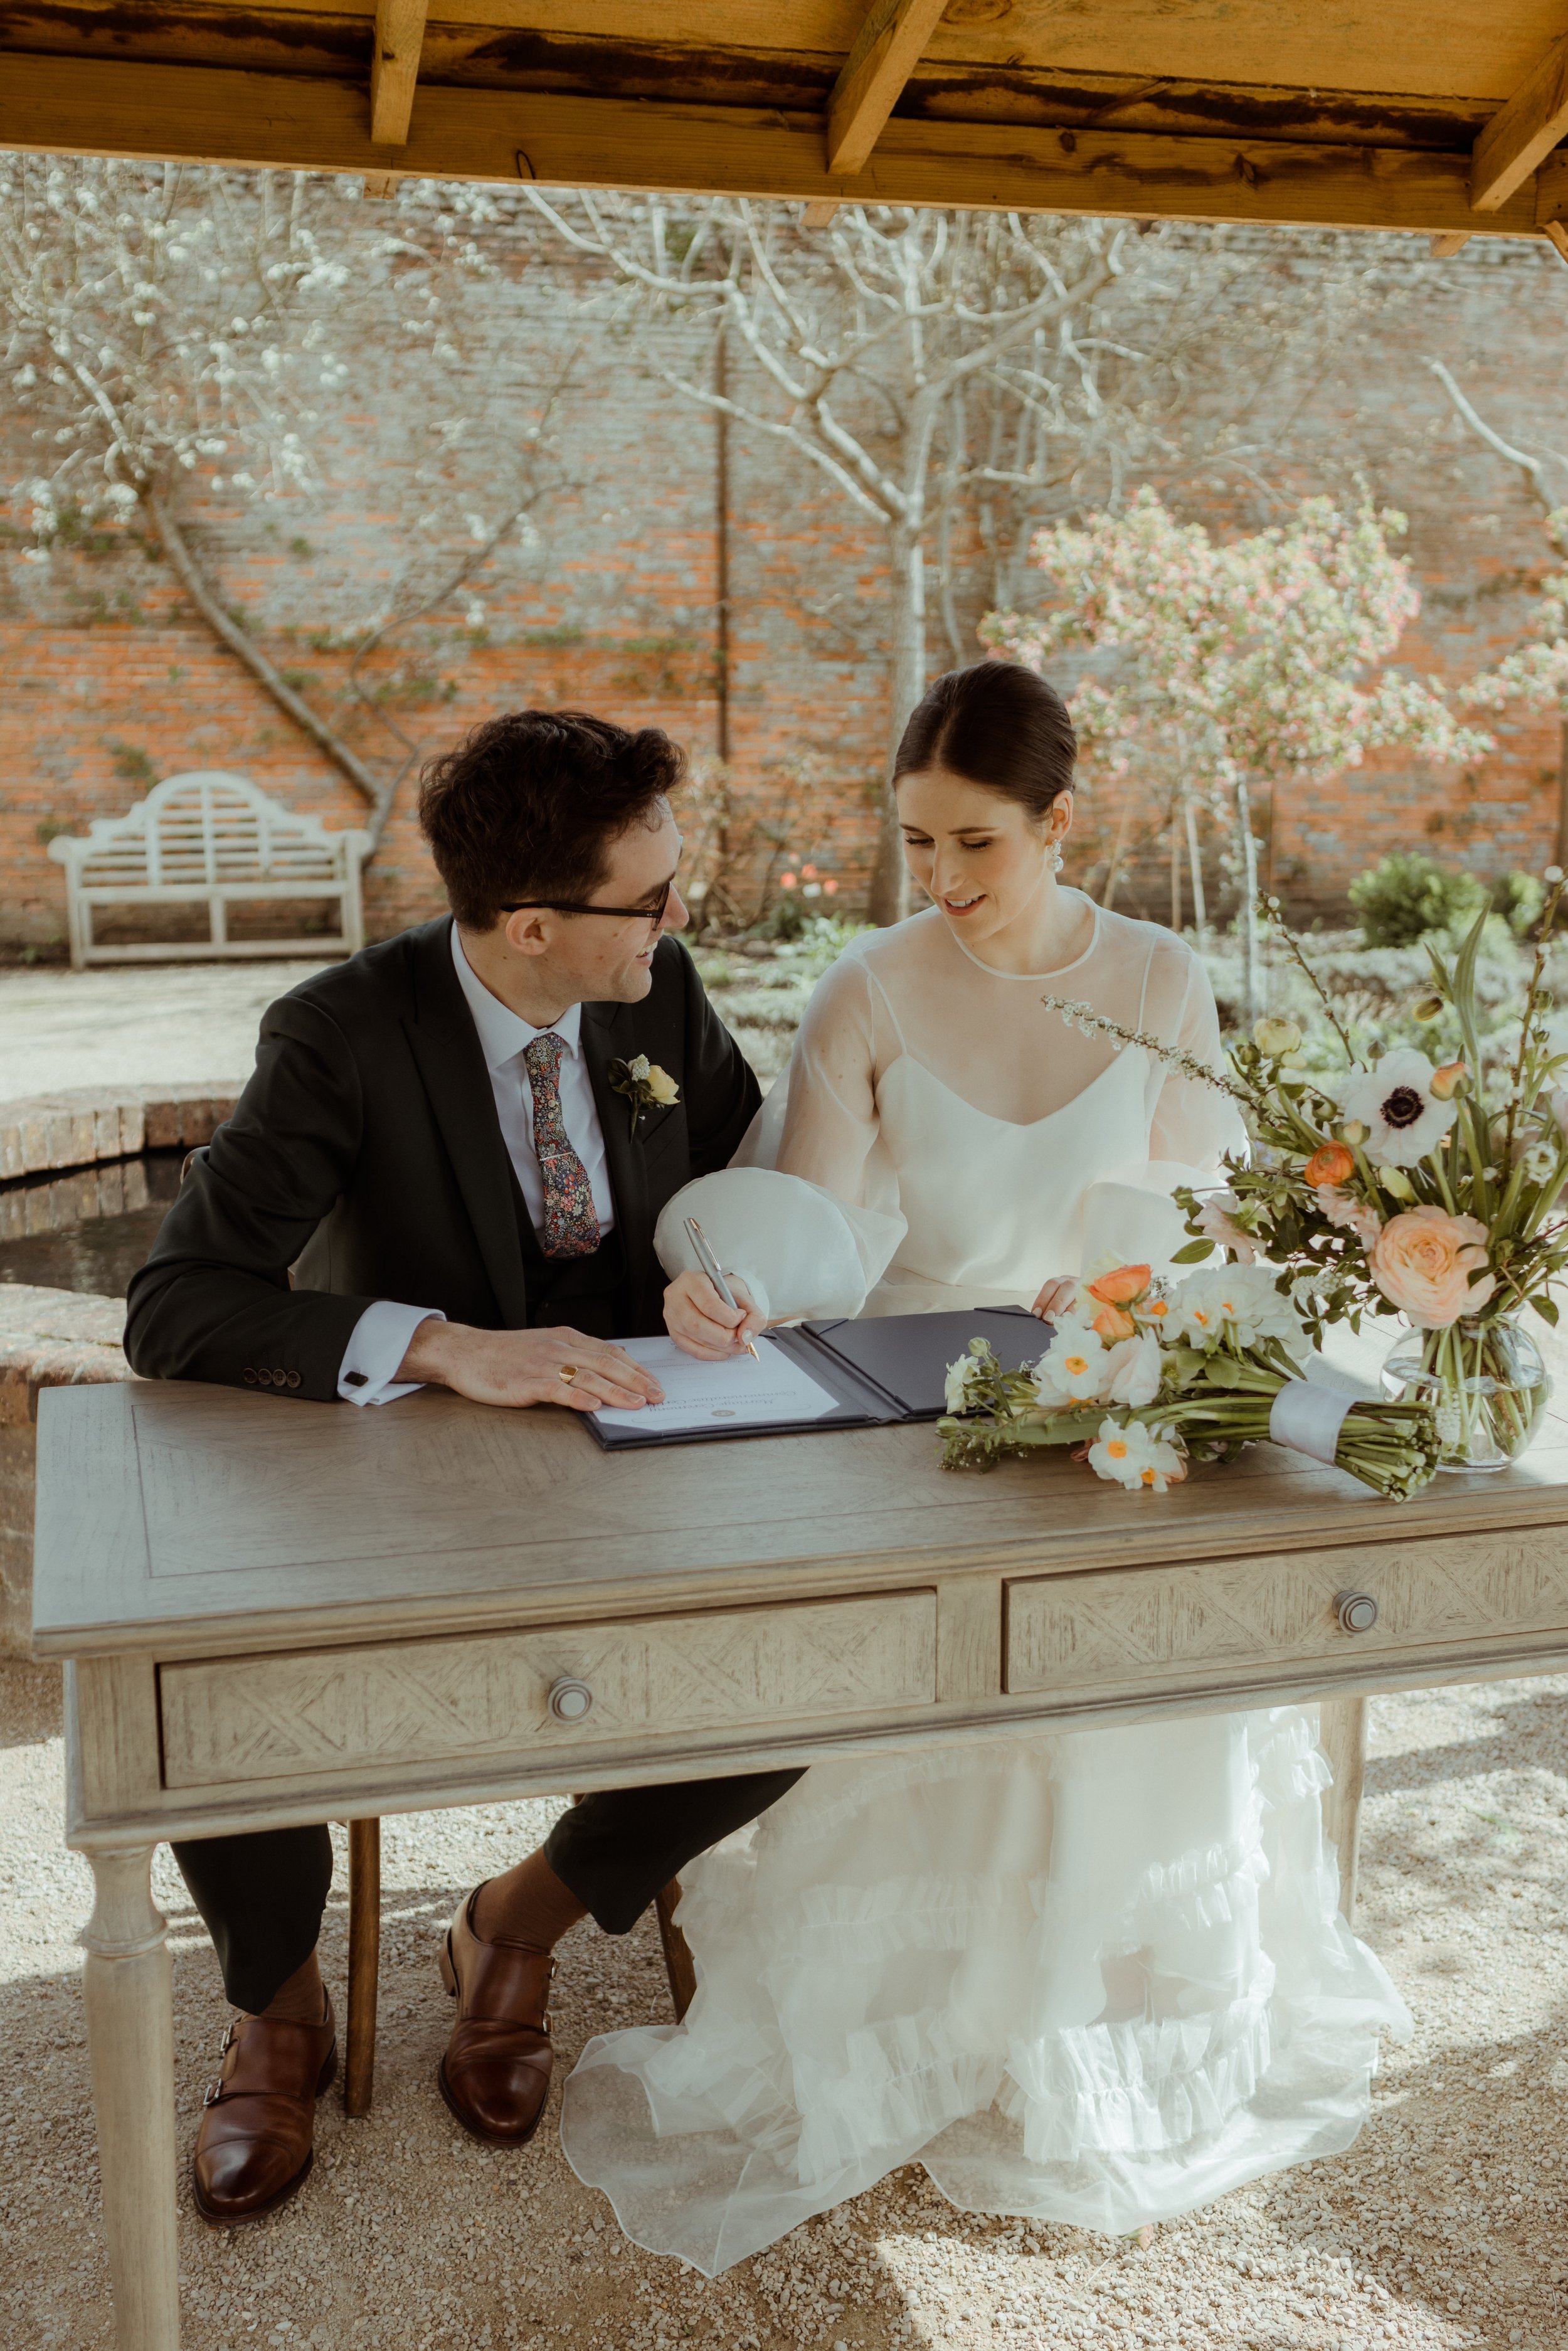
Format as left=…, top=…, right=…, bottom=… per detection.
left=1047, top=841, right=1065, bottom=874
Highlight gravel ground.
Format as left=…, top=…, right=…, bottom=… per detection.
left=5, top=1660, right=1568, bottom=2351
left=0, top=962, right=333, bottom=1099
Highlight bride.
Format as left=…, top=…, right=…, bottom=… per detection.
left=561, top=658, right=1409, bottom=2273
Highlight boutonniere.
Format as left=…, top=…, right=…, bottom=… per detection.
left=607, top=1053, right=680, bottom=1137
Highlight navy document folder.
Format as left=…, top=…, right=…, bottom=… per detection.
left=585, top=1306, right=1047, bottom=1450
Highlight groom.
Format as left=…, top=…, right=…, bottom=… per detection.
left=124, top=707, right=793, bottom=2225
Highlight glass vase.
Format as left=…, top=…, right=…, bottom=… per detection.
left=1379, top=1317, right=1550, bottom=1474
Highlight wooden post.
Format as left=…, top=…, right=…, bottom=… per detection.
left=1318, top=1695, right=1369, bottom=1924
left=346, top=1818, right=381, bottom=2116
left=654, top=1880, right=697, bottom=2021
left=82, top=1843, right=179, bottom=2351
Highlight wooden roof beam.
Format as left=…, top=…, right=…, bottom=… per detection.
left=826, top=0, right=949, bottom=178
left=1470, top=28, right=1568, bottom=212
left=369, top=0, right=427, bottom=147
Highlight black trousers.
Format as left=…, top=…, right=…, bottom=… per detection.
left=171, top=1768, right=804, bottom=2014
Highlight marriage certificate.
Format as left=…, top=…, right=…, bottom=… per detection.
left=590, top=1334, right=840, bottom=1435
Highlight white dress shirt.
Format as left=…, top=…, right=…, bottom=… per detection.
left=336, top=925, right=616, bottom=1406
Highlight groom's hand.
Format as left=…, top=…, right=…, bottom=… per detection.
left=396, top=1319, right=665, bottom=1411
left=664, top=1270, right=764, bottom=1360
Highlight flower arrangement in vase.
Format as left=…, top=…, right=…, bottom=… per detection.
left=1162, top=881, right=1568, bottom=1472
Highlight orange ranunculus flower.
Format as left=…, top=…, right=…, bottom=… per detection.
left=1091, top=1302, right=1139, bottom=1341
left=1086, top=1263, right=1151, bottom=1305
left=1304, top=1142, right=1355, bottom=1187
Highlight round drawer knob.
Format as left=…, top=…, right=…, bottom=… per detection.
left=1335, top=1590, right=1379, bottom=1634
left=548, top=1676, right=593, bottom=1724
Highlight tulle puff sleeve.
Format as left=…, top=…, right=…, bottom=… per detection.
left=654, top=948, right=906, bottom=1321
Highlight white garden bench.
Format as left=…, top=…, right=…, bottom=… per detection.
left=48, top=770, right=373, bottom=969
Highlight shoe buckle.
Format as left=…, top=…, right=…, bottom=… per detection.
left=220, top=2021, right=237, bottom=2055
left=202, top=2077, right=226, bottom=2109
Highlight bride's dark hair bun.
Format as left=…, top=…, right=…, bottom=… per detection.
left=893, top=659, right=1077, bottom=819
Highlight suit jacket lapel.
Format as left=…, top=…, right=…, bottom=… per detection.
left=402, top=920, right=529, bottom=1328
left=581, top=999, right=653, bottom=1288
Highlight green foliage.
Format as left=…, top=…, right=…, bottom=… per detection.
left=1494, top=871, right=1547, bottom=937
left=34, top=818, right=70, bottom=847
left=106, top=740, right=159, bottom=790
left=1348, top=851, right=1489, bottom=948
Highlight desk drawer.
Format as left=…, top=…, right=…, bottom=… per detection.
left=1005, top=1526, right=1568, bottom=1699
left=158, top=1589, right=938, bottom=1790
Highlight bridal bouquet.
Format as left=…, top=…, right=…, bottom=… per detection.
left=1158, top=881, right=1568, bottom=1469
left=939, top=1259, right=1441, bottom=1499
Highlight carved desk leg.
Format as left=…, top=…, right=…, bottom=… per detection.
left=82, top=1843, right=179, bottom=2351
left=1318, top=1696, right=1369, bottom=1926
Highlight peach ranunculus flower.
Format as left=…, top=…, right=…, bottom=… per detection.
left=1086, top=1263, right=1152, bottom=1305
left=1090, top=1301, right=1139, bottom=1342
left=1304, top=1142, right=1355, bottom=1188
left=1369, top=1207, right=1496, bottom=1329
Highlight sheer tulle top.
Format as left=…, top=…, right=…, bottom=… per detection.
left=760, top=898, right=1242, bottom=1305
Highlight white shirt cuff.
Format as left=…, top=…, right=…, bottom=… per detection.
left=337, top=1300, right=446, bottom=1406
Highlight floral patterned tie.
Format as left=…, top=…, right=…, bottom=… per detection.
left=522, top=1031, right=602, bottom=1260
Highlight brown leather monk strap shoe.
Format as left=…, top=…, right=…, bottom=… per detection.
left=438, top=1883, right=554, bottom=2145
left=191, top=2004, right=337, bottom=2226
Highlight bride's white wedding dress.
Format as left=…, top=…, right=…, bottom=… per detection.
left=559, top=897, right=1410, bottom=2273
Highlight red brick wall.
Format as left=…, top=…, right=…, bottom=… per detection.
left=2, top=230, right=1565, bottom=953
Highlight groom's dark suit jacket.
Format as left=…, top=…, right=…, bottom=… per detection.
left=124, top=915, right=761, bottom=1398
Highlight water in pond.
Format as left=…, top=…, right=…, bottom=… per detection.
left=0, top=1151, right=184, bottom=1297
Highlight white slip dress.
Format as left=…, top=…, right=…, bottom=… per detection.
left=559, top=900, right=1411, bottom=2275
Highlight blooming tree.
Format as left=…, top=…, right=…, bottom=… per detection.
left=0, top=159, right=573, bottom=842
left=983, top=488, right=1487, bottom=1019
left=521, top=195, right=1367, bottom=923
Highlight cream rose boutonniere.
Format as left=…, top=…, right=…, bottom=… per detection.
left=607, top=1053, right=680, bottom=1137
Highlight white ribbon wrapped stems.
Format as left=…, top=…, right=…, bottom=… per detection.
left=1268, top=1379, right=1355, bottom=1467
left=654, top=1169, right=905, bottom=1324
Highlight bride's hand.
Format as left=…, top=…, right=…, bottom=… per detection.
left=1030, top=1275, right=1079, bottom=1324
left=664, top=1269, right=765, bottom=1360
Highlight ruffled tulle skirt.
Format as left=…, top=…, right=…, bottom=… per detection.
left=559, top=1708, right=1411, bottom=2275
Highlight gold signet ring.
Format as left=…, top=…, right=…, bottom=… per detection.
left=558, top=1364, right=578, bottom=1384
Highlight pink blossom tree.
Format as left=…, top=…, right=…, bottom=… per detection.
left=982, top=488, right=1486, bottom=1021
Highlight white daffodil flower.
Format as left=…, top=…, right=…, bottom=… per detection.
left=943, top=1352, right=986, bottom=1413
left=1034, top=1322, right=1111, bottom=1406
left=1172, top=1265, right=1305, bottom=1352
left=1337, top=1049, right=1459, bottom=1167
left=1087, top=1416, right=1187, bottom=1492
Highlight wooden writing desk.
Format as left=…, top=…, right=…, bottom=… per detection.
left=33, top=1371, right=1568, bottom=2351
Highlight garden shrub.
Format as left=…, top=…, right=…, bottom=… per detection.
left=1348, top=851, right=1490, bottom=948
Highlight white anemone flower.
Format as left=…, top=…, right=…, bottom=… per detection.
left=1088, top=1416, right=1187, bottom=1492
left=1034, top=1322, right=1111, bottom=1406
left=1338, top=1049, right=1458, bottom=1167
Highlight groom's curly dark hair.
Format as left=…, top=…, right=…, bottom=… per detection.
left=418, top=708, right=685, bottom=930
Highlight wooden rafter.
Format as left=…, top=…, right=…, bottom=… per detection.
left=1470, top=28, right=1568, bottom=212
left=0, top=53, right=1554, bottom=248
left=1429, top=230, right=1471, bottom=256
left=369, top=0, right=428, bottom=147
left=825, top=0, right=949, bottom=178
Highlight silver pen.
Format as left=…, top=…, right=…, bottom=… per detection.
left=684, top=1216, right=761, bottom=1361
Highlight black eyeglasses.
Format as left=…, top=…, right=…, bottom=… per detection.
left=500, top=879, right=674, bottom=928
